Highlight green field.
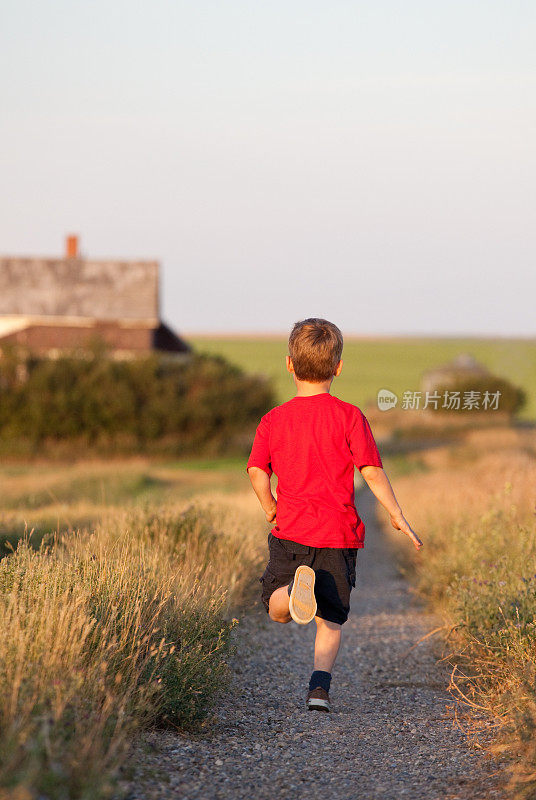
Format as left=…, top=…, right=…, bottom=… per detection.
left=190, top=336, right=536, bottom=420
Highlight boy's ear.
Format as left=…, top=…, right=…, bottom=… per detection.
left=286, top=356, right=294, bottom=374
left=334, top=359, right=343, bottom=377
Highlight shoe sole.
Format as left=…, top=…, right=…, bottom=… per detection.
left=307, top=698, right=331, bottom=712
left=289, top=565, right=317, bottom=625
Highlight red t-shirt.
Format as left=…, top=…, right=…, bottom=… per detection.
left=246, top=393, right=383, bottom=548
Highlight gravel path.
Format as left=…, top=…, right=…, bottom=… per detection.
left=122, top=488, right=504, bottom=800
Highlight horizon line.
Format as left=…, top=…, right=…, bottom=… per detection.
left=182, top=330, right=536, bottom=341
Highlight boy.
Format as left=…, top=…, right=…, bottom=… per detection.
left=247, top=318, right=423, bottom=712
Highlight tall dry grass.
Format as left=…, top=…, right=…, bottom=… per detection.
left=0, top=495, right=264, bottom=799
left=382, top=426, right=536, bottom=797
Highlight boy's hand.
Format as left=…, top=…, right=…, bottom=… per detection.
left=265, top=505, right=277, bottom=526
left=390, top=511, right=423, bottom=550
left=248, top=467, right=277, bottom=526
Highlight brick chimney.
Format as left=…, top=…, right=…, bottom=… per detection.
left=65, top=234, right=79, bottom=258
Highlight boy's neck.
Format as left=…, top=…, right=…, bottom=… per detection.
left=294, top=378, right=333, bottom=397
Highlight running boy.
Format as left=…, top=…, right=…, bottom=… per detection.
left=247, top=318, right=423, bottom=712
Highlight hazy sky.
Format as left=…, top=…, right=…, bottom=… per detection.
left=1, top=0, right=535, bottom=335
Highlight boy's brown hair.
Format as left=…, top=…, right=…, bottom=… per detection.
left=288, top=318, right=343, bottom=382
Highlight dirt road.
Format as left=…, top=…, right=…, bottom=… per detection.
left=123, top=487, right=504, bottom=800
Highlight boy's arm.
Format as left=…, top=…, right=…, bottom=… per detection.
left=247, top=467, right=277, bottom=524
left=360, top=465, right=423, bottom=550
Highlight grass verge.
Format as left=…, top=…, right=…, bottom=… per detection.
left=0, top=495, right=264, bottom=799
left=381, top=426, right=536, bottom=797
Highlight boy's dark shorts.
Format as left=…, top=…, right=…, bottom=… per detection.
left=259, top=532, right=358, bottom=626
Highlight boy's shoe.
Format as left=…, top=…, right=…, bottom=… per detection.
left=288, top=565, right=317, bottom=624
left=306, top=687, right=331, bottom=712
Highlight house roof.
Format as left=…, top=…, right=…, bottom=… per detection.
left=0, top=244, right=191, bottom=356
left=0, top=256, right=159, bottom=323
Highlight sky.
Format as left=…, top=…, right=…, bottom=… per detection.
left=1, top=0, right=535, bottom=336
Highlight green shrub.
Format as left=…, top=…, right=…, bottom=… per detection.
left=0, top=345, right=274, bottom=457
left=434, top=374, right=526, bottom=414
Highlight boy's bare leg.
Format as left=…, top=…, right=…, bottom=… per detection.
left=313, top=617, right=341, bottom=672
left=268, top=585, right=292, bottom=623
